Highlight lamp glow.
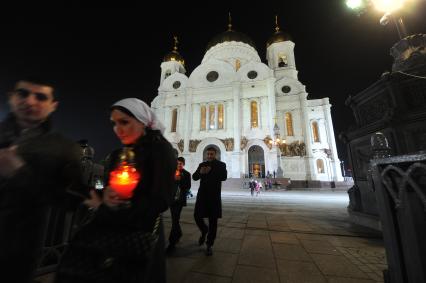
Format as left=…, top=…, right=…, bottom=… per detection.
left=372, top=0, right=406, bottom=13
left=346, top=0, right=364, bottom=9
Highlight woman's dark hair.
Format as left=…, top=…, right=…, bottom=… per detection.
left=110, top=105, right=137, bottom=119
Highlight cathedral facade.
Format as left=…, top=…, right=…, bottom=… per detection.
left=151, top=20, right=343, bottom=182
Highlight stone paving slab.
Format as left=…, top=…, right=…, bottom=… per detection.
left=35, top=189, right=386, bottom=283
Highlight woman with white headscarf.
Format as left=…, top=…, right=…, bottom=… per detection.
left=55, top=98, right=176, bottom=283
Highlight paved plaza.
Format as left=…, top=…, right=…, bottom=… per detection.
left=163, top=187, right=386, bottom=283
left=37, top=186, right=386, bottom=283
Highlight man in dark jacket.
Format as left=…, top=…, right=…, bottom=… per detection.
left=193, top=147, right=227, bottom=256
left=166, top=156, right=191, bottom=253
left=0, top=78, right=87, bottom=283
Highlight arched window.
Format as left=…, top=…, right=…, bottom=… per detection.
left=171, top=109, right=177, bottom=132
left=235, top=59, right=241, bottom=71
left=200, top=106, right=206, bottom=130
left=218, top=104, right=224, bottom=129
left=251, top=101, right=258, bottom=128
left=312, top=121, right=320, bottom=142
left=316, top=159, right=325, bottom=174
left=285, top=112, right=294, bottom=136
left=209, top=105, right=215, bottom=129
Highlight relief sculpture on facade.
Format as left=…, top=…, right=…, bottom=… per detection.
left=220, top=138, right=234, bottom=151
left=281, top=141, right=307, bottom=157
left=189, top=139, right=202, bottom=152
left=178, top=139, right=184, bottom=153
left=240, top=136, right=248, bottom=151
left=263, top=136, right=273, bottom=150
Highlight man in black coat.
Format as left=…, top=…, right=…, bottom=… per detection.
left=166, top=157, right=191, bottom=253
left=0, top=78, right=87, bottom=283
left=193, top=147, right=227, bottom=256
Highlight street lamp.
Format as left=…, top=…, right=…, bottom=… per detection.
left=345, top=0, right=413, bottom=39
left=272, top=122, right=285, bottom=178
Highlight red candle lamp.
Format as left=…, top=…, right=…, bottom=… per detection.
left=175, top=169, right=181, bottom=177
left=109, top=148, right=140, bottom=199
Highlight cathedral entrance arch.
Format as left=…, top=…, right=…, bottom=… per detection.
left=203, top=144, right=221, bottom=161
left=248, top=145, right=265, bottom=178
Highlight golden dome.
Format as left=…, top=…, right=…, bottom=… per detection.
left=267, top=16, right=292, bottom=48
left=163, top=36, right=185, bottom=65
left=206, top=30, right=256, bottom=52
left=206, top=12, right=256, bottom=52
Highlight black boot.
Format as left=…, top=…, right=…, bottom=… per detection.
left=206, top=245, right=213, bottom=256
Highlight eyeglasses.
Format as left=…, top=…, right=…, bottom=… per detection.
left=14, top=88, right=50, bottom=102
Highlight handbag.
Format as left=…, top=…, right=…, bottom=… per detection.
left=55, top=215, right=162, bottom=282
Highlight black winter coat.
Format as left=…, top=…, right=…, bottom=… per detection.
left=193, top=159, right=227, bottom=218
left=0, top=114, right=87, bottom=283
left=173, top=169, right=191, bottom=206
left=55, top=129, right=176, bottom=283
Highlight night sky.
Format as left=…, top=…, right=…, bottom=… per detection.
left=0, top=1, right=425, bottom=165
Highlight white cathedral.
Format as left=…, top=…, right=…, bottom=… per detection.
left=151, top=18, right=343, bottom=182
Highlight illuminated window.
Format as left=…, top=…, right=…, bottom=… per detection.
left=316, top=159, right=325, bottom=174
left=209, top=105, right=215, bottom=129
left=171, top=109, right=177, bottom=132
left=218, top=104, right=224, bottom=129
left=312, top=121, right=320, bottom=142
left=285, top=112, right=294, bottom=136
left=235, top=59, right=241, bottom=71
left=251, top=101, right=258, bottom=128
left=278, top=54, right=288, bottom=67
left=200, top=106, right=206, bottom=130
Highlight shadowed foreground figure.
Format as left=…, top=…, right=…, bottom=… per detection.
left=0, top=78, right=87, bottom=283
left=193, top=147, right=227, bottom=256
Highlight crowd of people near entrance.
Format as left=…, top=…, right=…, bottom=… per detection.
left=0, top=77, right=227, bottom=283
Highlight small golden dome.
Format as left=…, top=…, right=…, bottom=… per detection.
left=266, top=16, right=292, bottom=48
left=163, top=36, right=185, bottom=65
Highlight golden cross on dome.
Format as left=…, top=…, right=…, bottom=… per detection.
left=275, top=15, right=280, bottom=32
left=228, top=12, right=232, bottom=31
left=173, top=35, right=179, bottom=51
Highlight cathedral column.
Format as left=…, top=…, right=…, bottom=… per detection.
left=243, top=99, right=249, bottom=130
left=322, top=101, right=343, bottom=181
left=232, top=83, right=241, bottom=152
left=226, top=100, right=233, bottom=133
left=300, top=93, right=314, bottom=180
left=266, top=78, right=276, bottom=137
left=260, top=96, right=269, bottom=130
left=232, top=83, right=241, bottom=177
left=183, top=89, right=193, bottom=153
left=164, top=106, right=171, bottom=134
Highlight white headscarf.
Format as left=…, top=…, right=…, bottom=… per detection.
left=112, top=98, right=166, bottom=134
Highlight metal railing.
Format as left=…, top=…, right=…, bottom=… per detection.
left=371, top=152, right=426, bottom=283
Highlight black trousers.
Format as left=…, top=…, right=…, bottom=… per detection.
left=168, top=204, right=183, bottom=245
left=194, top=216, right=218, bottom=247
